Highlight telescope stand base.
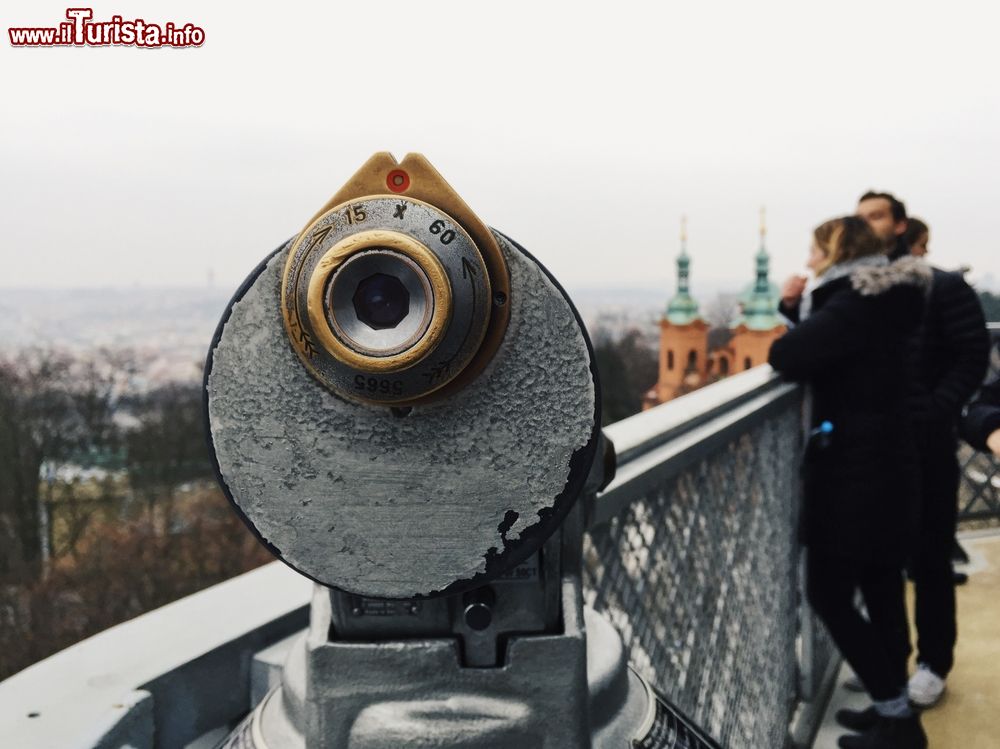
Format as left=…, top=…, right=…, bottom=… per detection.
left=220, top=607, right=665, bottom=749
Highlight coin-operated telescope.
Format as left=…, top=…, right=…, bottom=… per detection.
left=206, top=154, right=714, bottom=749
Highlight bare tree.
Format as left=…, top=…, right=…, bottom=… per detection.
left=703, top=292, right=742, bottom=329
left=0, top=353, right=270, bottom=681
left=593, top=326, right=659, bottom=425
left=0, top=349, right=122, bottom=577
left=123, top=383, right=214, bottom=534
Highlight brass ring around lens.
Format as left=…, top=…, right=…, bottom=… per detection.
left=305, top=230, right=452, bottom=374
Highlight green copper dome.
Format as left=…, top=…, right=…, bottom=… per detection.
left=666, top=247, right=702, bottom=325
left=735, top=242, right=783, bottom=331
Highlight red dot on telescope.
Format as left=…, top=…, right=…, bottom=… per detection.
left=387, top=170, right=410, bottom=193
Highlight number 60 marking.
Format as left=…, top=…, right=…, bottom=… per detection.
left=429, top=220, right=455, bottom=245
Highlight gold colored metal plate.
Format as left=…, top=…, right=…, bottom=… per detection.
left=281, top=153, right=510, bottom=406
left=308, top=153, right=511, bottom=400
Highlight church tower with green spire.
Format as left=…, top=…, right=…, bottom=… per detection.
left=666, top=216, right=702, bottom=325
left=647, top=215, right=710, bottom=408
left=728, top=207, right=787, bottom=373
left=736, top=206, right=782, bottom=331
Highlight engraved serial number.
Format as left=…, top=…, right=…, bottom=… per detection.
left=354, top=374, right=403, bottom=396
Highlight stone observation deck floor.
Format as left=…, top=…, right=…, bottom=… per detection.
left=813, top=530, right=1000, bottom=749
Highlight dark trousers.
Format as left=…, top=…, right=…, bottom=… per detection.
left=910, top=432, right=960, bottom=677
left=806, top=550, right=910, bottom=701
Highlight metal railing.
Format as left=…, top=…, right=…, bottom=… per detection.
left=4, top=322, right=997, bottom=748
left=958, top=323, right=1000, bottom=523
left=584, top=367, right=835, bottom=749
left=0, top=563, right=312, bottom=748
left=2, top=366, right=828, bottom=749
left=580, top=322, right=1000, bottom=749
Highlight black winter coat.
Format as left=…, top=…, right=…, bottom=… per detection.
left=961, top=376, right=1000, bottom=452
left=768, top=258, right=931, bottom=565
left=908, top=267, right=989, bottom=434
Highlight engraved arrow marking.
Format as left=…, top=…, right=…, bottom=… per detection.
left=308, top=225, right=332, bottom=250
left=422, top=259, right=480, bottom=385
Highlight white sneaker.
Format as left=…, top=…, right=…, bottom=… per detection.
left=908, top=663, right=946, bottom=707
left=843, top=673, right=867, bottom=693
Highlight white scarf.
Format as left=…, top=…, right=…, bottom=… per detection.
left=799, top=254, right=889, bottom=320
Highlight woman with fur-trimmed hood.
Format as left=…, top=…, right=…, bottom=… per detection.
left=770, top=216, right=932, bottom=749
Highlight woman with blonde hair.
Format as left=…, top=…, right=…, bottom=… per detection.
left=770, top=216, right=931, bottom=749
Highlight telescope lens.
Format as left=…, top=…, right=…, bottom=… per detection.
left=326, top=249, right=434, bottom=358
left=353, top=274, right=410, bottom=330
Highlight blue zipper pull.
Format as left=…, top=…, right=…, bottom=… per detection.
left=809, top=420, right=834, bottom=450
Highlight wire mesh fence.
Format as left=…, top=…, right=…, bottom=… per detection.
left=582, top=323, right=998, bottom=747
left=584, top=384, right=836, bottom=749
left=958, top=325, right=1000, bottom=523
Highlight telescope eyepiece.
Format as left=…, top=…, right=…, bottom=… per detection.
left=325, top=249, right=434, bottom=358
left=352, top=272, right=411, bottom=331
left=280, top=154, right=512, bottom=406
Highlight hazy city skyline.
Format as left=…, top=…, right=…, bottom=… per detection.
left=2, top=1, right=998, bottom=294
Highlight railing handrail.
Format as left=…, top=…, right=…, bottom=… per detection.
left=0, top=561, right=311, bottom=747
left=604, top=366, right=785, bottom=464
left=590, top=366, right=800, bottom=528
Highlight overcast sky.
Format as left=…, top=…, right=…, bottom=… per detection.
left=2, top=0, right=998, bottom=301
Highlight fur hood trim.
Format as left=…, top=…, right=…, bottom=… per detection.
left=851, top=256, right=933, bottom=296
